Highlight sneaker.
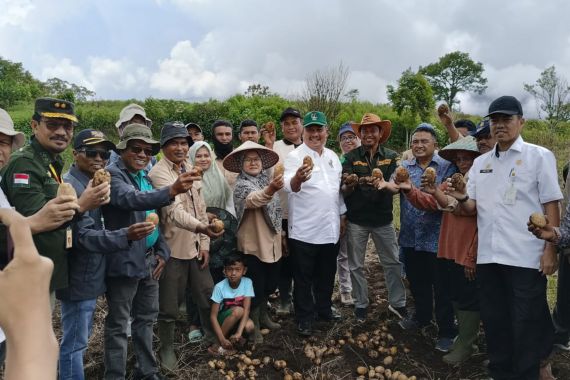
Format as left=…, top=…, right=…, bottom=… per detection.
left=435, top=337, right=455, bottom=353
left=340, top=292, right=354, bottom=306
left=398, top=316, right=420, bottom=331
left=354, top=307, right=367, bottom=323
left=276, top=300, right=292, bottom=316
left=388, top=305, right=408, bottom=320
left=297, top=321, right=312, bottom=336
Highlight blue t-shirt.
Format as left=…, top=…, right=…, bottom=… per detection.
left=211, top=277, right=255, bottom=312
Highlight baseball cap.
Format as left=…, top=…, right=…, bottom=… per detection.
left=74, top=129, right=116, bottom=151
left=338, top=122, right=355, bottom=139
left=303, top=111, right=327, bottom=128
left=34, top=97, right=78, bottom=123
left=485, top=96, right=523, bottom=118
left=471, top=119, right=490, bottom=138
left=280, top=107, right=302, bottom=121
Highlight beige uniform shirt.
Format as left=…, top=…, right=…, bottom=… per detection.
left=149, top=157, right=209, bottom=260
left=237, top=189, right=282, bottom=263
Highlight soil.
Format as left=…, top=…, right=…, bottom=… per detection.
left=5, top=243, right=570, bottom=379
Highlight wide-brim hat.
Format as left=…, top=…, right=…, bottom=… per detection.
left=115, top=123, right=160, bottom=155
left=438, top=136, right=481, bottom=162
left=115, top=103, right=152, bottom=128
left=351, top=113, right=392, bottom=144
left=0, top=108, right=25, bottom=149
left=222, top=140, right=279, bottom=173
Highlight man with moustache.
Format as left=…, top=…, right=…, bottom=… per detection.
left=212, top=119, right=238, bottom=189
left=284, top=111, right=346, bottom=336
left=238, top=119, right=260, bottom=144
left=471, top=119, right=496, bottom=154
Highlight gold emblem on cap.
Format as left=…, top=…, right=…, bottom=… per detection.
left=61, top=103, right=66, bottom=109
left=54, top=102, right=60, bottom=108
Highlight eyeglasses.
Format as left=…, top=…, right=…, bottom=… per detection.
left=128, top=146, right=154, bottom=156
left=340, top=135, right=357, bottom=142
left=243, top=157, right=261, bottom=164
left=78, top=148, right=111, bottom=160
left=41, top=118, right=74, bottom=132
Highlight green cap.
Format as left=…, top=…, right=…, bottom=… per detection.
left=34, top=97, right=78, bottom=123
left=303, top=111, right=327, bottom=127
left=115, top=123, right=160, bottom=155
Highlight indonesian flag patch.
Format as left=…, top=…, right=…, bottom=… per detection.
left=13, top=173, right=30, bottom=186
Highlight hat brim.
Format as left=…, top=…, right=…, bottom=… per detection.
left=351, top=120, right=392, bottom=144
left=222, top=141, right=280, bottom=173
left=79, top=138, right=116, bottom=151
left=438, top=149, right=480, bottom=162
left=484, top=110, right=521, bottom=118
left=116, top=138, right=160, bottom=155
left=161, top=136, right=193, bottom=147
left=280, top=111, right=301, bottom=121
left=471, top=126, right=491, bottom=138
left=303, top=121, right=327, bottom=128
left=0, top=127, right=26, bottom=150
left=41, top=112, right=78, bottom=123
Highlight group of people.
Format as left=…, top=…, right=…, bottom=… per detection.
left=0, top=94, right=567, bottom=380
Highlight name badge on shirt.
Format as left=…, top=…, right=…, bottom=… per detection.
left=66, top=227, right=73, bottom=249
left=503, top=168, right=516, bottom=205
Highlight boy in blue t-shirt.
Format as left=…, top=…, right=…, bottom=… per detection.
left=209, top=254, right=255, bottom=354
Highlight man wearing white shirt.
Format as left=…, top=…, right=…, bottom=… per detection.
left=452, top=96, right=562, bottom=380
left=284, top=111, right=346, bottom=336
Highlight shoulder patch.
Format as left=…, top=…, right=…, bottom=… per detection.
left=353, top=160, right=368, bottom=166
left=13, top=173, right=30, bottom=186
left=377, top=159, right=392, bottom=166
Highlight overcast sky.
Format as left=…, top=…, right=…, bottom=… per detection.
left=2, top=0, right=569, bottom=118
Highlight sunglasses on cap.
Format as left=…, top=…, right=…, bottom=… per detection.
left=77, top=148, right=111, bottom=160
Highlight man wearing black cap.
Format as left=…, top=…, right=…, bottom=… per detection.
left=0, top=98, right=110, bottom=295
left=57, top=129, right=153, bottom=380
left=185, top=122, right=204, bottom=143
left=264, top=107, right=304, bottom=316
left=149, top=122, right=222, bottom=371
left=238, top=119, right=260, bottom=144
left=451, top=95, right=562, bottom=380
left=212, top=120, right=238, bottom=189
left=103, top=123, right=196, bottom=380
left=471, top=119, right=496, bottom=154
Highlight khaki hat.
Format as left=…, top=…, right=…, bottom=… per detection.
left=115, top=103, right=152, bottom=129
left=351, top=113, right=392, bottom=144
left=115, top=123, right=160, bottom=155
left=438, top=136, right=481, bottom=162
left=0, top=108, right=25, bottom=150
left=222, top=140, right=279, bottom=173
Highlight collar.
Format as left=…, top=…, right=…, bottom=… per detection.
left=68, top=164, right=91, bottom=187
left=361, top=145, right=384, bottom=160
left=282, top=138, right=302, bottom=148
left=494, top=135, right=524, bottom=157
left=299, top=143, right=325, bottom=157
left=31, top=137, right=63, bottom=168
left=161, top=155, right=186, bottom=173
left=408, top=153, right=446, bottom=168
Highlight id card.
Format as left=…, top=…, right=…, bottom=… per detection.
left=66, top=227, right=73, bottom=249
left=503, top=183, right=517, bottom=205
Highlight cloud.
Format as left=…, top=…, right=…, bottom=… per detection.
left=0, top=0, right=34, bottom=27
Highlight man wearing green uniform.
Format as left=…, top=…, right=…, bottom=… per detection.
left=0, top=98, right=110, bottom=294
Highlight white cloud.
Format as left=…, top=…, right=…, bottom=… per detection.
left=0, top=0, right=34, bottom=27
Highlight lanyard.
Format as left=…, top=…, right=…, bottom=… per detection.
left=49, top=164, right=62, bottom=184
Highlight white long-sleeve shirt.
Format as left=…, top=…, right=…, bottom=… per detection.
left=284, top=143, right=346, bottom=244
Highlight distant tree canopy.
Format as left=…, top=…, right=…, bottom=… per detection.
left=43, top=77, right=96, bottom=103
left=0, top=57, right=44, bottom=108
left=419, top=51, right=487, bottom=110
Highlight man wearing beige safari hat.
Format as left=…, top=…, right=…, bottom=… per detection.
left=341, top=113, right=407, bottom=323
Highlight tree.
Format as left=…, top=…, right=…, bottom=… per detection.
left=524, top=65, right=570, bottom=133
left=43, top=77, right=95, bottom=103
left=0, top=57, right=44, bottom=108
left=419, top=51, right=487, bottom=109
left=244, top=84, right=271, bottom=97
left=387, top=68, right=435, bottom=144
left=301, top=62, right=349, bottom=126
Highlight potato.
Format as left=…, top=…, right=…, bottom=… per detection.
left=211, top=218, right=225, bottom=233
left=529, top=212, right=547, bottom=228
left=302, top=156, right=314, bottom=170
left=372, top=168, right=383, bottom=180
left=92, top=168, right=111, bottom=187
left=146, top=212, right=159, bottom=226
left=265, top=121, right=275, bottom=133
left=260, top=328, right=270, bottom=335
left=437, top=103, right=449, bottom=116
left=57, top=182, right=77, bottom=200
left=292, top=372, right=303, bottom=380
left=423, top=167, right=437, bottom=186
left=395, top=166, right=409, bottom=183
left=343, top=173, right=358, bottom=187
left=356, top=366, right=368, bottom=375
left=450, top=172, right=466, bottom=192
left=192, top=166, right=203, bottom=177
left=274, top=162, right=284, bottom=178
left=383, top=355, right=393, bottom=365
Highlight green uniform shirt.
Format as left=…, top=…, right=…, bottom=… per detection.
left=0, top=138, right=68, bottom=290
left=129, top=170, right=159, bottom=248
left=342, top=145, right=399, bottom=227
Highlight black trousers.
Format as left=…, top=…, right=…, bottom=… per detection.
left=403, top=248, right=456, bottom=338
left=439, top=258, right=479, bottom=311
left=553, top=252, right=570, bottom=343
left=278, top=219, right=294, bottom=302
left=478, top=263, right=553, bottom=380
left=244, top=255, right=282, bottom=307
left=289, top=238, right=339, bottom=323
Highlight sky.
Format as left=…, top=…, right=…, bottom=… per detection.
left=2, top=0, right=570, bottom=118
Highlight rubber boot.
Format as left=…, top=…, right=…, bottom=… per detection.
left=443, top=310, right=480, bottom=365
left=260, top=302, right=281, bottom=330
left=249, top=306, right=264, bottom=344
left=158, top=321, right=177, bottom=372
left=198, top=306, right=216, bottom=346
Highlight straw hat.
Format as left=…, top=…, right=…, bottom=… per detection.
left=351, top=113, right=392, bottom=144
left=438, top=136, right=481, bottom=162
left=222, top=140, right=279, bottom=173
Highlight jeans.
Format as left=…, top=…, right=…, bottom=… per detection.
left=59, top=299, right=97, bottom=380
left=104, top=276, right=159, bottom=380
left=347, top=222, right=405, bottom=309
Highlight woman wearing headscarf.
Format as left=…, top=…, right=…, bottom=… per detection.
left=223, top=141, right=283, bottom=344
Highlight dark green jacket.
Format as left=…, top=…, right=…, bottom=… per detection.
left=342, top=145, right=399, bottom=227
left=0, top=138, right=68, bottom=290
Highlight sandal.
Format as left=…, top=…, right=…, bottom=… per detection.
left=188, top=329, right=203, bottom=343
